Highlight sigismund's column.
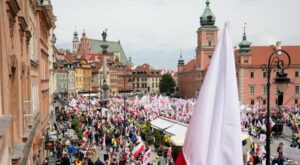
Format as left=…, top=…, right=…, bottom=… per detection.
left=100, top=29, right=109, bottom=99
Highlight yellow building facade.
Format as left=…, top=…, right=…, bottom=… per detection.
left=75, top=60, right=92, bottom=93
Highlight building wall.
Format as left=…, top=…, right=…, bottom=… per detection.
left=68, top=69, right=75, bottom=95
left=75, top=60, right=92, bottom=93
left=196, top=27, right=218, bottom=71
left=75, top=68, right=84, bottom=93
left=0, top=0, right=54, bottom=164
left=56, top=72, right=68, bottom=93
left=239, top=67, right=300, bottom=108
left=49, top=29, right=57, bottom=113
left=132, top=74, right=161, bottom=94
left=36, top=2, right=56, bottom=163
left=116, top=67, right=133, bottom=93
left=109, top=69, right=118, bottom=94
left=147, top=76, right=161, bottom=94
left=178, top=71, right=200, bottom=99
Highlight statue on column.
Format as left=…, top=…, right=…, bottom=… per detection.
left=102, top=29, right=107, bottom=42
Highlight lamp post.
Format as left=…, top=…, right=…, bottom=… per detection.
left=261, top=49, right=291, bottom=165
left=89, top=77, right=91, bottom=111
left=116, top=64, right=132, bottom=123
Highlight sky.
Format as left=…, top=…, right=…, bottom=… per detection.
left=52, top=0, right=300, bottom=70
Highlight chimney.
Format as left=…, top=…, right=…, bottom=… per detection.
left=276, top=41, right=282, bottom=55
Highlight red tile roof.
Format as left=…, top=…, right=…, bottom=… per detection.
left=65, top=54, right=76, bottom=63
left=135, top=63, right=151, bottom=71
left=180, top=59, right=196, bottom=73
left=237, top=46, right=300, bottom=66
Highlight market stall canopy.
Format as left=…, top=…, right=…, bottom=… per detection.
left=150, top=117, right=188, bottom=146
left=151, top=117, right=250, bottom=146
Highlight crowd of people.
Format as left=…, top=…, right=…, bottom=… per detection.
left=240, top=104, right=300, bottom=164
left=45, top=94, right=193, bottom=165
left=43, top=93, right=300, bottom=165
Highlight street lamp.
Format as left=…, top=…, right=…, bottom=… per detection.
left=261, top=49, right=291, bottom=165
left=116, top=64, right=133, bottom=123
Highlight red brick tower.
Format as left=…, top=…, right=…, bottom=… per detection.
left=195, top=0, right=218, bottom=93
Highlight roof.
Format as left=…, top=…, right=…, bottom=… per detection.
left=65, top=54, right=76, bottom=63
left=237, top=45, right=300, bottom=66
left=135, top=63, right=152, bottom=71
left=179, top=59, right=197, bottom=73
left=133, top=64, right=161, bottom=77
left=88, top=39, right=129, bottom=64
left=200, top=0, right=216, bottom=27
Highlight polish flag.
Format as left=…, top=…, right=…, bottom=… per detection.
left=132, top=142, right=145, bottom=158
left=176, top=22, right=243, bottom=165
left=83, top=129, right=91, bottom=137
left=142, top=149, right=151, bottom=165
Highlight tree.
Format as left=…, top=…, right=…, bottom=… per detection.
left=159, top=74, right=176, bottom=95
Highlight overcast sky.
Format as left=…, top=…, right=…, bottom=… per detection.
left=52, top=0, right=300, bottom=70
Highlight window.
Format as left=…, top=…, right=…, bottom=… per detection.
left=250, top=100, right=255, bottom=105
left=207, top=33, right=213, bottom=46
left=295, top=99, right=299, bottom=104
left=31, top=83, right=39, bottom=114
left=262, top=99, right=266, bottom=105
left=249, top=85, right=255, bottom=95
left=296, top=71, right=299, bottom=78
left=250, top=72, right=254, bottom=78
left=262, top=85, right=267, bottom=95
left=263, top=72, right=267, bottom=78
left=244, top=60, right=248, bottom=64
left=295, top=85, right=300, bottom=94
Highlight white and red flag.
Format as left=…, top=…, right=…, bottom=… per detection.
left=132, top=142, right=145, bottom=158
left=176, top=22, right=243, bottom=165
left=142, top=149, right=151, bottom=165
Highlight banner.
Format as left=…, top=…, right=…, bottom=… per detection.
left=45, top=140, right=55, bottom=150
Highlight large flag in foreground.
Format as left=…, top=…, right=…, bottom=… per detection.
left=176, top=22, right=243, bottom=165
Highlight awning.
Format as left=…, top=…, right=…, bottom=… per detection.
left=150, top=117, right=188, bottom=146
left=151, top=117, right=250, bottom=146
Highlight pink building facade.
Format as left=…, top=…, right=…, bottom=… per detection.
left=0, top=0, right=56, bottom=164
left=236, top=45, right=300, bottom=108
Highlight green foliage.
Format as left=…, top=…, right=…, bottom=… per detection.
left=171, top=145, right=182, bottom=162
left=72, top=118, right=83, bottom=140
left=154, top=130, right=164, bottom=149
left=159, top=74, right=176, bottom=95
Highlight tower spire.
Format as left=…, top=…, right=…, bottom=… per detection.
left=239, top=22, right=251, bottom=54
left=178, top=50, right=184, bottom=67
left=206, top=0, right=210, bottom=6
left=200, top=0, right=215, bottom=26
left=243, top=22, right=247, bottom=40
left=180, top=49, right=183, bottom=58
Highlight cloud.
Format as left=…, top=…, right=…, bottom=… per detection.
left=52, top=0, right=300, bottom=70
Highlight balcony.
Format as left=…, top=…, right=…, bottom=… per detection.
left=0, top=115, right=12, bottom=160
